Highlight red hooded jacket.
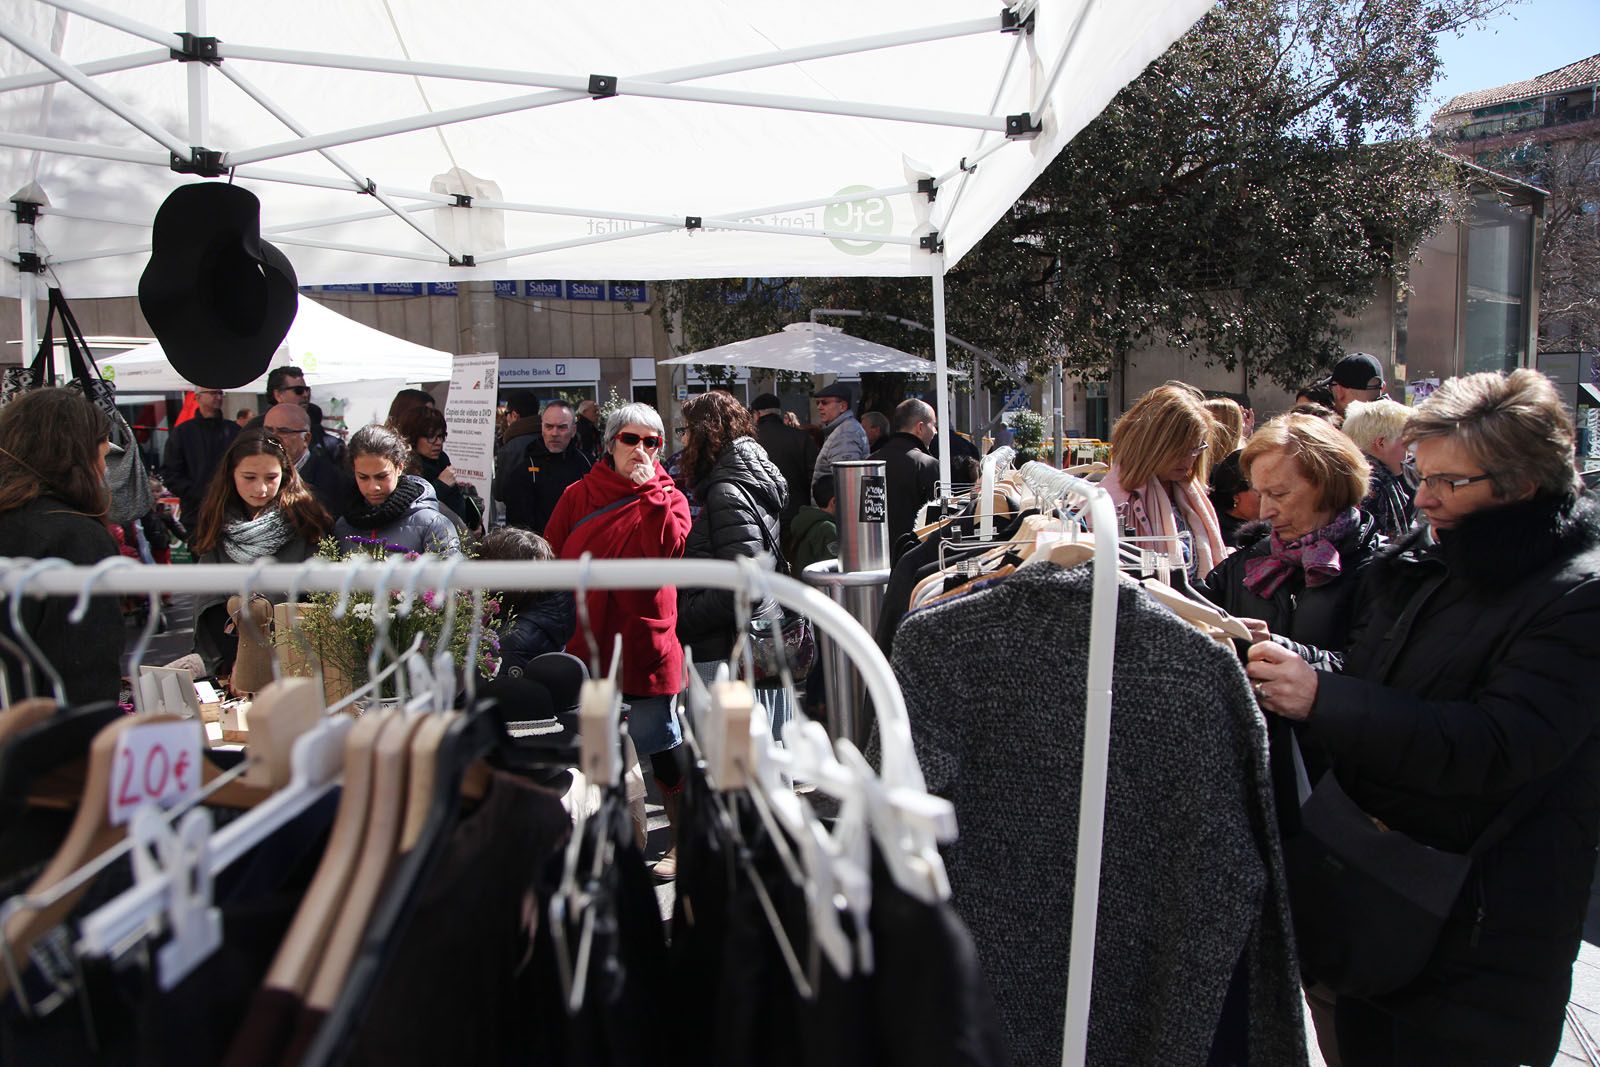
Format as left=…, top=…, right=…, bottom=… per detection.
left=544, top=459, right=691, bottom=696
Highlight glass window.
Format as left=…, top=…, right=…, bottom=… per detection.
left=1464, top=194, right=1533, bottom=374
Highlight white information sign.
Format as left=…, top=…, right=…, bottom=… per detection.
left=444, top=352, right=501, bottom=511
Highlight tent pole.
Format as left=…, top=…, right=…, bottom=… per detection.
left=931, top=254, right=952, bottom=490
left=15, top=214, right=39, bottom=368
left=32, top=0, right=179, bottom=50
left=185, top=0, right=208, bottom=146
left=0, top=131, right=169, bottom=168
left=0, top=25, right=191, bottom=160
left=0, top=49, right=168, bottom=94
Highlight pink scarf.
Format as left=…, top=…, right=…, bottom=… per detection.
left=1243, top=508, right=1359, bottom=598
left=1103, top=465, right=1229, bottom=579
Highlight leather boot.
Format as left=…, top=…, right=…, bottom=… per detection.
left=652, top=787, right=681, bottom=881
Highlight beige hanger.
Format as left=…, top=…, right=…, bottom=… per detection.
left=399, top=711, right=456, bottom=854
left=306, top=709, right=427, bottom=1010
left=0, top=698, right=57, bottom=751
left=0, top=712, right=182, bottom=999
left=1140, top=578, right=1254, bottom=641
left=261, top=708, right=389, bottom=996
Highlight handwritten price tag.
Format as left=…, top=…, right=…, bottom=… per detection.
left=109, top=720, right=202, bottom=826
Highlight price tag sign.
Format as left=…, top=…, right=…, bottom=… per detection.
left=109, top=720, right=202, bottom=826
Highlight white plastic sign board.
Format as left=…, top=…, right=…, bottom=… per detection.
left=443, top=353, right=500, bottom=510
left=109, top=719, right=203, bottom=826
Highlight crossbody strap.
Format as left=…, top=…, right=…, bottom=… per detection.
left=568, top=493, right=636, bottom=534
left=727, top=481, right=788, bottom=576
left=1469, top=768, right=1566, bottom=859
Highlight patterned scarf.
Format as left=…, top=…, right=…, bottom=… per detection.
left=222, top=507, right=296, bottom=564
left=1243, top=507, right=1359, bottom=598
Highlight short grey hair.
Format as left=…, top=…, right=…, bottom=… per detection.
left=603, top=402, right=665, bottom=444
left=1405, top=369, right=1580, bottom=499
left=860, top=410, right=890, bottom=436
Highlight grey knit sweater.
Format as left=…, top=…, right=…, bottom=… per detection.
left=891, top=561, right=1306, bottom=1067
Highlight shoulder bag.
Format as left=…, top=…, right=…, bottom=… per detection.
left=728, top=482, right=816, bottom=686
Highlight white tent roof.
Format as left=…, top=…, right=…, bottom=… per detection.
left=98, top=294, right=450, bottom=391
left=661, top=321, right=962, bottom=377
left=0, top=1, right=1213, bottom=296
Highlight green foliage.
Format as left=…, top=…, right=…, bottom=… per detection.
left=596, top=386, right=628, bottom=423
left=1007, top=409, right=1046, bottom=461
left=658, top=0, right=1509, bottom=389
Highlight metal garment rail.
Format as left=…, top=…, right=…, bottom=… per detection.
left=0, top=556, right=924, bottom=795
left=1016, top=461, right=1120, bottom=1067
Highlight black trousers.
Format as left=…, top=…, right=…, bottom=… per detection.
left=1334, top=997, right=1529, bottom=1067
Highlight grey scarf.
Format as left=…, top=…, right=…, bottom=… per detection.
left=222, top=508, right=296, bottom=564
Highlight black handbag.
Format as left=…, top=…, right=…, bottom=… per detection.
left=729, top=483, right=817, bottom=686
left=1285, top=768, right=1558, bottom=998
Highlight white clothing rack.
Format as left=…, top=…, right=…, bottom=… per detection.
left=0, top=556, right=925, bottom=795
left=1017, top=460, right=1119, bottom=1067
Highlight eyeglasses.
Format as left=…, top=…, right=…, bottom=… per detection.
left=615, top=432, right=663, bottom=450
left=674, top=427, right=687, bottom=438
left=281, top=385, right=310, bottom=395
left=264, top=426, right=310, bottom=437
left=424, top=433, right=447, bottom=443
left=195, top=390, right=224, bottom=399
left=1418, top=472, right=1493, bottom=494
left=1185, top=443, right=1208, bottom=458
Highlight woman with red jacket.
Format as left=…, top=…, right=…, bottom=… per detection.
left=544, top=402, right=692, bottom=878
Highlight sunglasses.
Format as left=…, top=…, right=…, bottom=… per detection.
left=615, top=432, right=663, bottom=450
left=283, top=385, right=311, bottom=395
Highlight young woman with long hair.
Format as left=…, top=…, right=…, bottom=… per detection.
left=0, top=388, right=122, bottom=704
left=190, top=430, right=333, bottom=679
left=332, top=424, right=461, bottom=555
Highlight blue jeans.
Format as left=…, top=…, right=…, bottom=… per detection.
left=622, top=692, right=682, bottom=756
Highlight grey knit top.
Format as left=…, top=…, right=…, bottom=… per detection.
left=890, top=561, right=1307, bottom=1067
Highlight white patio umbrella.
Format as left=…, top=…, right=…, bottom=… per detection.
left=97, top=295, right=452, bottom=392
left=660, top=321, right=963, bottom=377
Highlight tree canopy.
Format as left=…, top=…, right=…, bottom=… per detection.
left=660, top=0, right=1511, bottom=389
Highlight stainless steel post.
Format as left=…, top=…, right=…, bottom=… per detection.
left=809, top=458, right=890, bottom=748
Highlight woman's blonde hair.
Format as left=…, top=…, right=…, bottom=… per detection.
left=1341, top=397, right=1413, bottom=455
left=1110, top=385, right=1212, bottom=488
left=1241, top=413, right=1371, bottom=512
left=1202, top=397, right=1245, bottom=472
left=1404, top=369, right=1579, bottom=499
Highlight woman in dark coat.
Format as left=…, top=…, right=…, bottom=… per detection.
left=0, top=389, right=122, bottom=704
left=675, top=390, right=791, bottom=733
left=1197, top=413, right=1384, bottom=658
left=399, top=405, right=481, bottom=530
left=1248, top=370, right=1600, bottom=1067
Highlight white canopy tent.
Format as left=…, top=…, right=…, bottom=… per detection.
left=661, top=321, right=963, bottom=377
left=97, top=293, right=451, bottom=391
left=0, top=3, right=1218, bottom=1059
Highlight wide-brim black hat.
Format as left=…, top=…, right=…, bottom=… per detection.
left=139, top=183, right=298, bottom=390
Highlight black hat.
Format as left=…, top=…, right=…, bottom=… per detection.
left=811, top=382, right=854, bottom=403
left=750, top=392, right=782, bottom=412
left=139, top=183, right=298, bottom=390
left=1326, top=352, right=1384, bottom=391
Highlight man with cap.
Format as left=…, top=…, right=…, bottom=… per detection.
left=160, top=387, right=239, bottom=537
left=751, top=392, right=818, bottom=536
left=263, top=402, right=354, bottom=515
left=811, top=382, right=870, bottom=495
left=1323, top=352, right=1386, bottom=416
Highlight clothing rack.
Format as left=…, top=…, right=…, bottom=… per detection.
left=1015, top=460, right=1120, bottom=1067
left=0, top=556, right=925, bottom=796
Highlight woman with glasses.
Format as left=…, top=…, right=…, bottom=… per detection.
left=398, top=406, right=481, bottom=531
left=544, top=402, right=692, bottom=877
left=189, top=430, right=332, bottom=684
left=1248, top=370, right=1600, bottom=1067
left=1102, top=384, right=1229, bottom=580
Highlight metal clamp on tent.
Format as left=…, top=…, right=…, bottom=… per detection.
left=1000, top=5, right=1037, bottom=35
left=587, top=74, right=618, bottom=99
left=917, top=177, right=937, bottom=201
left=170, top=34, right=221, bottom=65
left=448, top=254, right=476, bottom=267
left=170, top=149, right=226, bottom=177
left=685, top=216, right=703, bottom=231
left=451, top=193, right=473, bottom=208
left=1005, top=112, right=1042, bottom=139
left=919, top=230, right=944, bottom=254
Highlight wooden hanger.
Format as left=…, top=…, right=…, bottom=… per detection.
left=0, top=699, right=57, bottom=751
left=261, top=708, right=389, bottom=997
left=399, top=712, right=456, bottom=853
left=1140, top=578, right=1253, bottom=641
left=0, top=712, right=182, bottom=1000
left=306, top=710, right=427, bottom=1011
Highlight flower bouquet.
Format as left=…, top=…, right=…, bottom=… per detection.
left=279, top=538, right=504, bottom=703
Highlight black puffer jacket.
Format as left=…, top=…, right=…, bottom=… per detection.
left=1305, top=493, right=1600, bottom=1065
left=676, top=436, right=788, bottom=661
left=1196, top=513, right=1385, bottom=654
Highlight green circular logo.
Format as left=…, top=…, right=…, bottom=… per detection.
left=826, top=185, right=893, bottom=256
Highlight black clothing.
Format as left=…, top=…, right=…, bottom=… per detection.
left=676, top=436, right=788, bottom=662
left=1196, top=513, right=1384, bottom=654
left=494, top=435, right=591, bottom=533
left=497, top=594, right=578, bottom=679
left=342, top=473, right=426, bottom=530
left=575, top=414, right=602, bottom=462
left=0, top=496, right=121, bottom=704
left=1363, top=459, right=1415, bottom=539
left=410, top=449, right=479, bottom=529
left=754, top=412, right=819, bottom=526
left=876, top=431, right=939, bottom=551
left=160, top=413, right=240, bottom=533
left=1334, top=995, right=1521, bottom=1067
left=297, top=451, right=355, bottom=516
left=1306, top=493, right=1600, bottom=1065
